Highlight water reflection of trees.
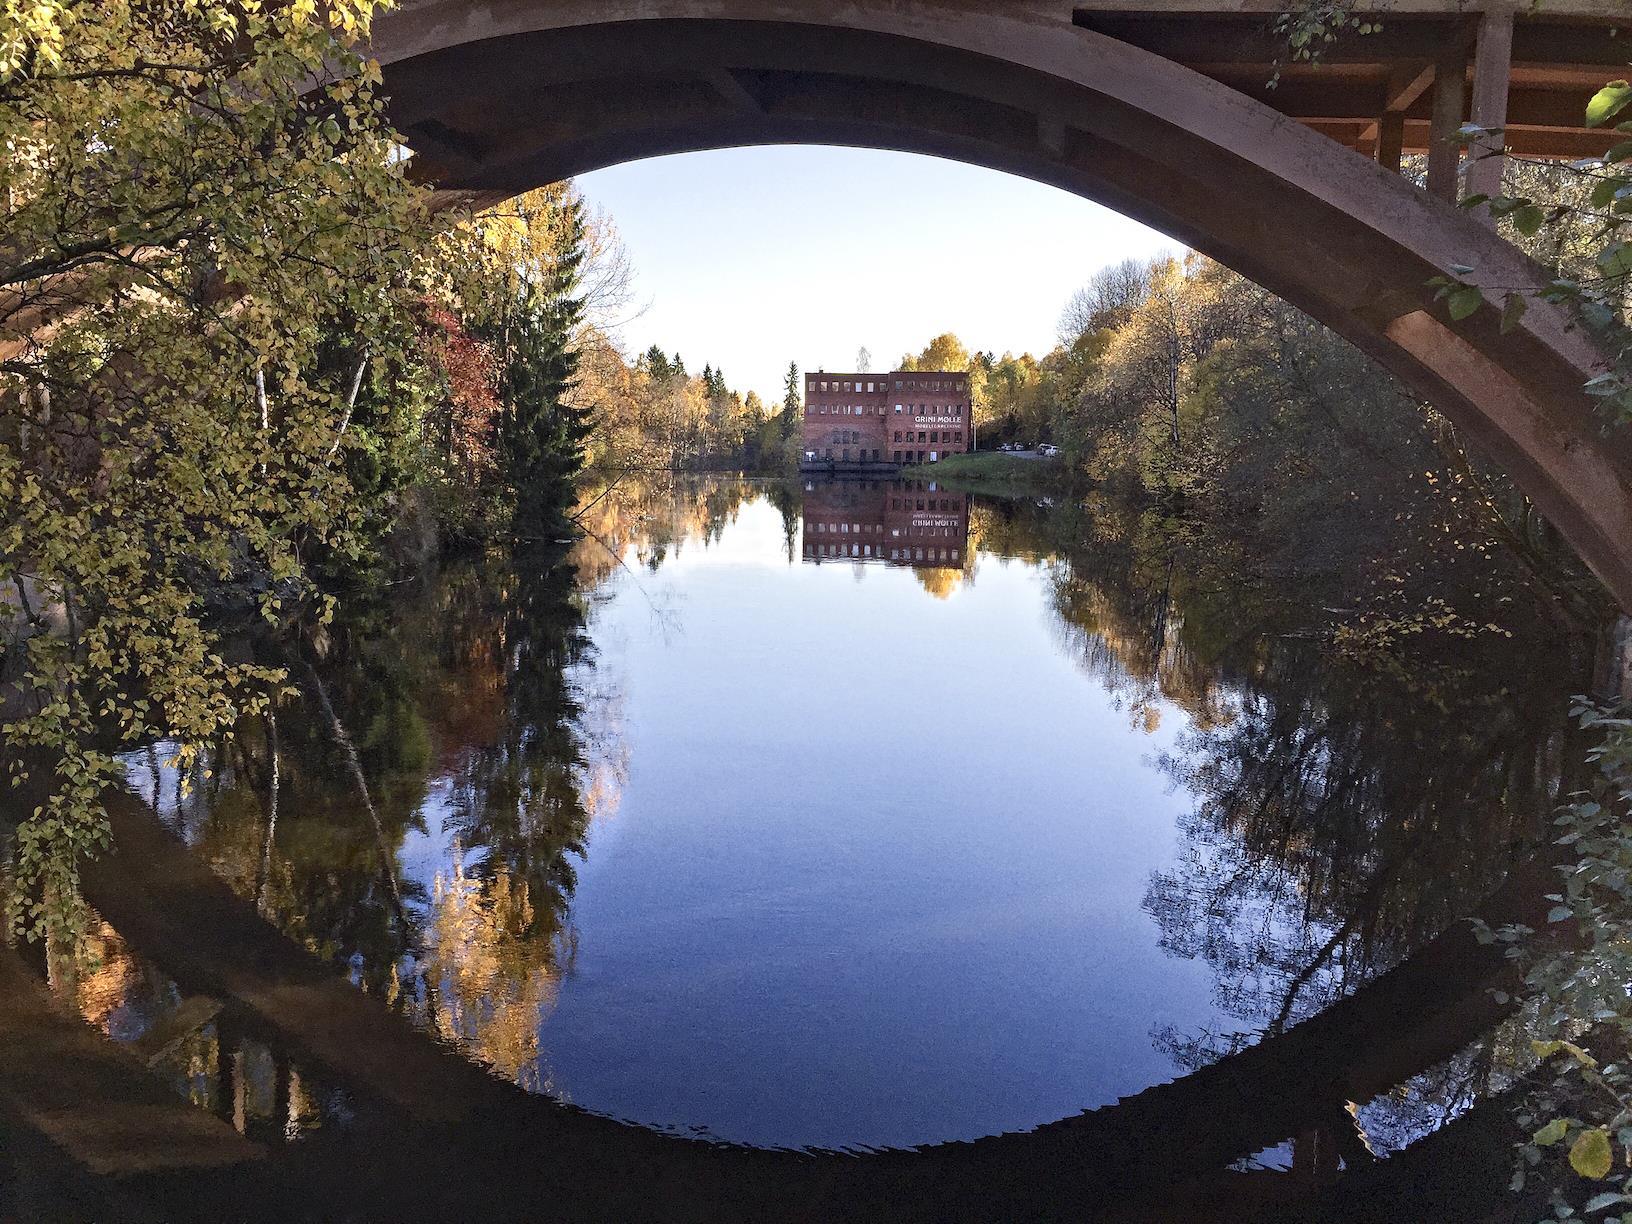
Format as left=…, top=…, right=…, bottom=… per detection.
left=99, top=477, right=811, bottom=1090
left=987, top=490, right=1598, bottom=1094
left=94, top=536, right=627, bottom=1091
left=23, top=473, right=1601, bottom=1127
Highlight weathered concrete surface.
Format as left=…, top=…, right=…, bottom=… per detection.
left=371, top=1, right=1632, bottom=611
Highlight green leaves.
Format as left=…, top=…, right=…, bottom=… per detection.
left=1573, top=1129, right=1615, bottom=1181
left=1597, top=242, right=1632, bottom=281
left=1446, top=285, right=1484, bottom=321
left=0, top=0, right=434, bottom=940
left=1587, top=81, right=1632, bottom=129
left=1428, top=273, right=1484, bottom=322
left=1537, top=1118, right=1571, bottom=1146
left=1512, top=203, right=1547, bottom=236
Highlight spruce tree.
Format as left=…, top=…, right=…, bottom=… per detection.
left=780, top=361, right=801, bottom=435
left=498, top=192, right=590, bottom=536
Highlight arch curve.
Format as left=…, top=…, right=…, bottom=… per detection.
left=374, top=1, right=1632, bottom=609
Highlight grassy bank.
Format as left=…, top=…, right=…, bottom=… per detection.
left=906, top=450, right=1064, bottom=488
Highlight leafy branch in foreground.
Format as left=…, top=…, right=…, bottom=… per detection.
left=1483, top=703, right=1632, bottom=1221
left=0, top=1, right=435, bottom=938
left=1431, top=82, right=1632, bottom=425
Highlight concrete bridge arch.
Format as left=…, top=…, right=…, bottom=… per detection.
left=372, top=1, right=1632, bottom=610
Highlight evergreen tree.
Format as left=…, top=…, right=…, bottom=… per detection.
left=643, top=345, right=672, bottom=383
left=497, top=192, right=590, bottom=535
left=780, top=361, right=801, bottom=435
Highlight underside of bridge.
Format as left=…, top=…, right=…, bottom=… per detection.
left=372, top=1, right=1632, bottom=611
left=1073, top=2, right=1631, bottom=165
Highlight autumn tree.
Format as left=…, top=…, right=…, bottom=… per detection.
left=0, top=0, right=434, bottom=934
left=1059, top=257, right=1153, bottom=343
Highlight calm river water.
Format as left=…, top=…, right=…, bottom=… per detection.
left=40, top=475, right=1594, bottom=1158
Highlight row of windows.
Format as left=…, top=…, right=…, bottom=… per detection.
left=809, top=521, right=879, bottom=534
left=810, top=378, right=965, bottom=394
left=806, top=520, right=963, bottom=536
left=894, top=430, right=962, bottom=444
left=894, top=498, right=960, bottom=511
left=815, top=448, right=883, bottom=462
left=805, top=542, right=962, bottom=562
left=806, top=403, right=965, bottom=417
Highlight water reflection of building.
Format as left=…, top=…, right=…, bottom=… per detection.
left=801, top=479, right=969, bottom=569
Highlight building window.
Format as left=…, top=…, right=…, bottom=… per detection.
left=931, top=432, right=939, bottom=443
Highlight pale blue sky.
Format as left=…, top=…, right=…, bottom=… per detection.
left=576, top=146, right=1177, bottom=405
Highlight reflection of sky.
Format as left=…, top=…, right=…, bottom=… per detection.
left=512, top=492, right=1237, bottom=1149
left=397, top=773, right=460, bottom=907
left=96, top=486, right=1521, bottom=1157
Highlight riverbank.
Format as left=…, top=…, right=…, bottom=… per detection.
left=905, top=450, right=1064, bottom=491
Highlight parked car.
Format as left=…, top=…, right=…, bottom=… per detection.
left=1038, top=444, right=1059, bottom=457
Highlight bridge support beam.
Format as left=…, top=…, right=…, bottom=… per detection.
left=1467, top=8, right=1515, bottom=205
left=1376, top=109, right=1405, bottom=172
left=1369, top=61, right=1432, bottom=172
left=1427, top=42, right=1468, bottom=201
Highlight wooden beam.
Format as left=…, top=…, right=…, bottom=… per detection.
left=1399, top=119, right=1615, bottom=158
left=1377, top=109, right=1406, bottom=169
left=1361, top=59, right=1433, bottom=138
left=1466, top=8, right=1514, bottom=204
left=1427, top=42, right=1467, bottom=201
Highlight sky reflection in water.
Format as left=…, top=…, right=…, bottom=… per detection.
left=113, top=476, right=1582, bottom=1151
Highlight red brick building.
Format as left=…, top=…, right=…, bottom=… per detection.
left=801, top=479, right=969, bottom=569
left=802, top=370, right=972, bottom=468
